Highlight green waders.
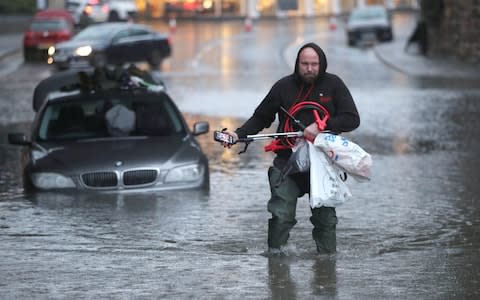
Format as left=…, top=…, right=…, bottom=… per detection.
left=267, top=166, right=338, bottom=253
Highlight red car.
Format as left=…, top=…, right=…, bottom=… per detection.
left=23, top=9, right=76, bottom=62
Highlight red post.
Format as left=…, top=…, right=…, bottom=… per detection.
left=169, top=17, right=177, bottom=34
left=244, top=17, right=253, bottom=32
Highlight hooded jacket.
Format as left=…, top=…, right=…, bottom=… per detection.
left=235, top=42, right=360, bottom=162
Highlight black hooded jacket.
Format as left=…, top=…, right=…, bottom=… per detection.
left=235, top=42, right=360, bottom=162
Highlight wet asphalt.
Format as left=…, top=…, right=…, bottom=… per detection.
left=1, top=12, right=480, bottom=299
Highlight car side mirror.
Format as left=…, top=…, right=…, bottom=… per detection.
left=8, top=133, right=31, bottom=146
left=192, top=121, right=209, bottom=136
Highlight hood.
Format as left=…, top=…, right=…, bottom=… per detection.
left=33, top=136, right=200, bottom=174
left=293, top=42, right=328, bottom=84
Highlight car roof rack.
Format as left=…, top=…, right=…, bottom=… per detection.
left=33, top=65, right=166, bottom=112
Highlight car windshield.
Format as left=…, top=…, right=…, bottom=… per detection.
left=30, top=19, right=68, bottom=31
left=350, top=7, right=387, bottom=20
left=65, top=1, right=80, bottom=13
left=73, top=25, right=120, bottom=41
left=37, top=92, right=185, bottom=141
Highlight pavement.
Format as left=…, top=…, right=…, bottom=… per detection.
left=0, top=33, right=24, bottom=59
left=0, top=15, right=31, bottom=59
left=373, top=33, right=480, bottom=80
left=0, top=14, right=479, bottom=81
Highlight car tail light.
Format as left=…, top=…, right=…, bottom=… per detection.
left=84, top=5, right=93, bottom=15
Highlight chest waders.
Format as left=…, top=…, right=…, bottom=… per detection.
left=267, top=165, right=338, bottom=253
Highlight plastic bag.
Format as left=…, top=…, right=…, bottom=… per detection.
left=105, top=104, right=136, bottom=137
left=309, top=142, right=352, bottom=208
left=275, top=139, right=309, bottom=187
left=313, top=133, right=372, bottom=181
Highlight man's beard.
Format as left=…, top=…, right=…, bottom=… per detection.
left=301, top=73, right=317, bottom=84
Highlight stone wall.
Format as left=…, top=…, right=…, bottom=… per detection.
left=426, top=0, right=480, bottom=63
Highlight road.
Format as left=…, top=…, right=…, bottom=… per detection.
left=1, top=13, right=480, bottom=299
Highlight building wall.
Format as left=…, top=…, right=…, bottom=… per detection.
left=47, top=0, right=65, bottom=9
left=425, top=0, right=480, bottom=63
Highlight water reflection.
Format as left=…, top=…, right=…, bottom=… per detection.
left=311, top=257, right=337, bottom=297
left=268, top=257, right=297, bottom=299
left=267, top=256, right=337, bottom=299
left=25, top=189, right=210, bottom=212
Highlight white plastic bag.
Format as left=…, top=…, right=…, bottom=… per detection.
left=308, top=142, right=352, bottom=208
left=313, top=133, right=372, bottom=181
left=105, top=104, right=135, bottom=137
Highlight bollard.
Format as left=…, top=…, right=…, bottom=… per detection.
left=328, top=17, right=337, bottom=31
left=169, top=17, right=177, bottom=34
left=244, top=18, right=253, bottom=32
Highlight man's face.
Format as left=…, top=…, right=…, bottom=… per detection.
left=298, top=47, right=320, bottom=84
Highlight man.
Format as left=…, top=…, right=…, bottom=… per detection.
left=222, top=42, right=360, bottom=254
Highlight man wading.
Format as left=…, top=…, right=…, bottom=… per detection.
left=222, top=42, right=360, bottom=254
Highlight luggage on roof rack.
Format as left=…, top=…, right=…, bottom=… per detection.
left=32, top=65, right=165, bottom=112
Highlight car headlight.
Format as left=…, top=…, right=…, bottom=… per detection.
left=47, top=46, right=55, bottom=56
left=75, top=45, right=92, bottom=57
left=31, top=172, right=76, bottom=189
left=164, top=164, right=204, bottom=183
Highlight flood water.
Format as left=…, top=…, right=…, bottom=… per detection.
left=1, top=15, right=480, bottom=299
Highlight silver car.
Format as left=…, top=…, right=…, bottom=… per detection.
left=346, top=5, right=393, bottom=47
left=8, top=68, right=210, bottom=193
left=66, top=0, right=110, bottom=27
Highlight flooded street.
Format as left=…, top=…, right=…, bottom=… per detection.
left=1, top=14, right=480, bottom=299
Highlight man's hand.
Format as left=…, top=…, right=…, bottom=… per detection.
left=303, top=122, right=321, bottom=142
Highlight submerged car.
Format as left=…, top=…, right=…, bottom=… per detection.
left=346, top=5, right=393, bottom=46
left=48, top=22, right=171, bottom=70
left=8, top=67, right=210, bottom=193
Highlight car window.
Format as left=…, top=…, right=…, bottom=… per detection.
left=112, top=29, right=132, bottom=43
left=129, top=28, right=151, bottom=37
left=30, top=19, right=69, bottom=31
left=38, top=93, right=185, bottom=141
left=350, top=7, right=387, bottom=20
left=113, top=28, right=152, bottom=43
left=65, top=1, right=81, bottom=13
left=74, top=25, right=118, bottom=41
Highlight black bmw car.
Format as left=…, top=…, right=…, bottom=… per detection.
left=48, top=22, right=171, bottom=70
left=8, top=67, right=210, bottom=193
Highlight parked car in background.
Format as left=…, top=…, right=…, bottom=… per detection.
left=107, top=0, right=139, bottom=21
left=164, top=0, right=204, bottom=17
left=8, top=66, right=210, bottom=193
left=48, top=22, right=172, bottom=70
left=346, top=5, right=393, bottom=47
left=23, top=9, right=75, bottom=61
left=66, top=0, right=110, bottom=28
left=34, top=8, right=76, bottom=24
left=163, top=0, right=236, bottom=17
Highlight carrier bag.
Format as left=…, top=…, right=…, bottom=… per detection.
left=313, top=133, right=372, bottom=181
left=308, top=142, right=352, bottom=208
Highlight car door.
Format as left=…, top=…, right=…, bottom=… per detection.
left=107, top=28, right=133, bottom=64
left=122, top=28, right=155, bottom=62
